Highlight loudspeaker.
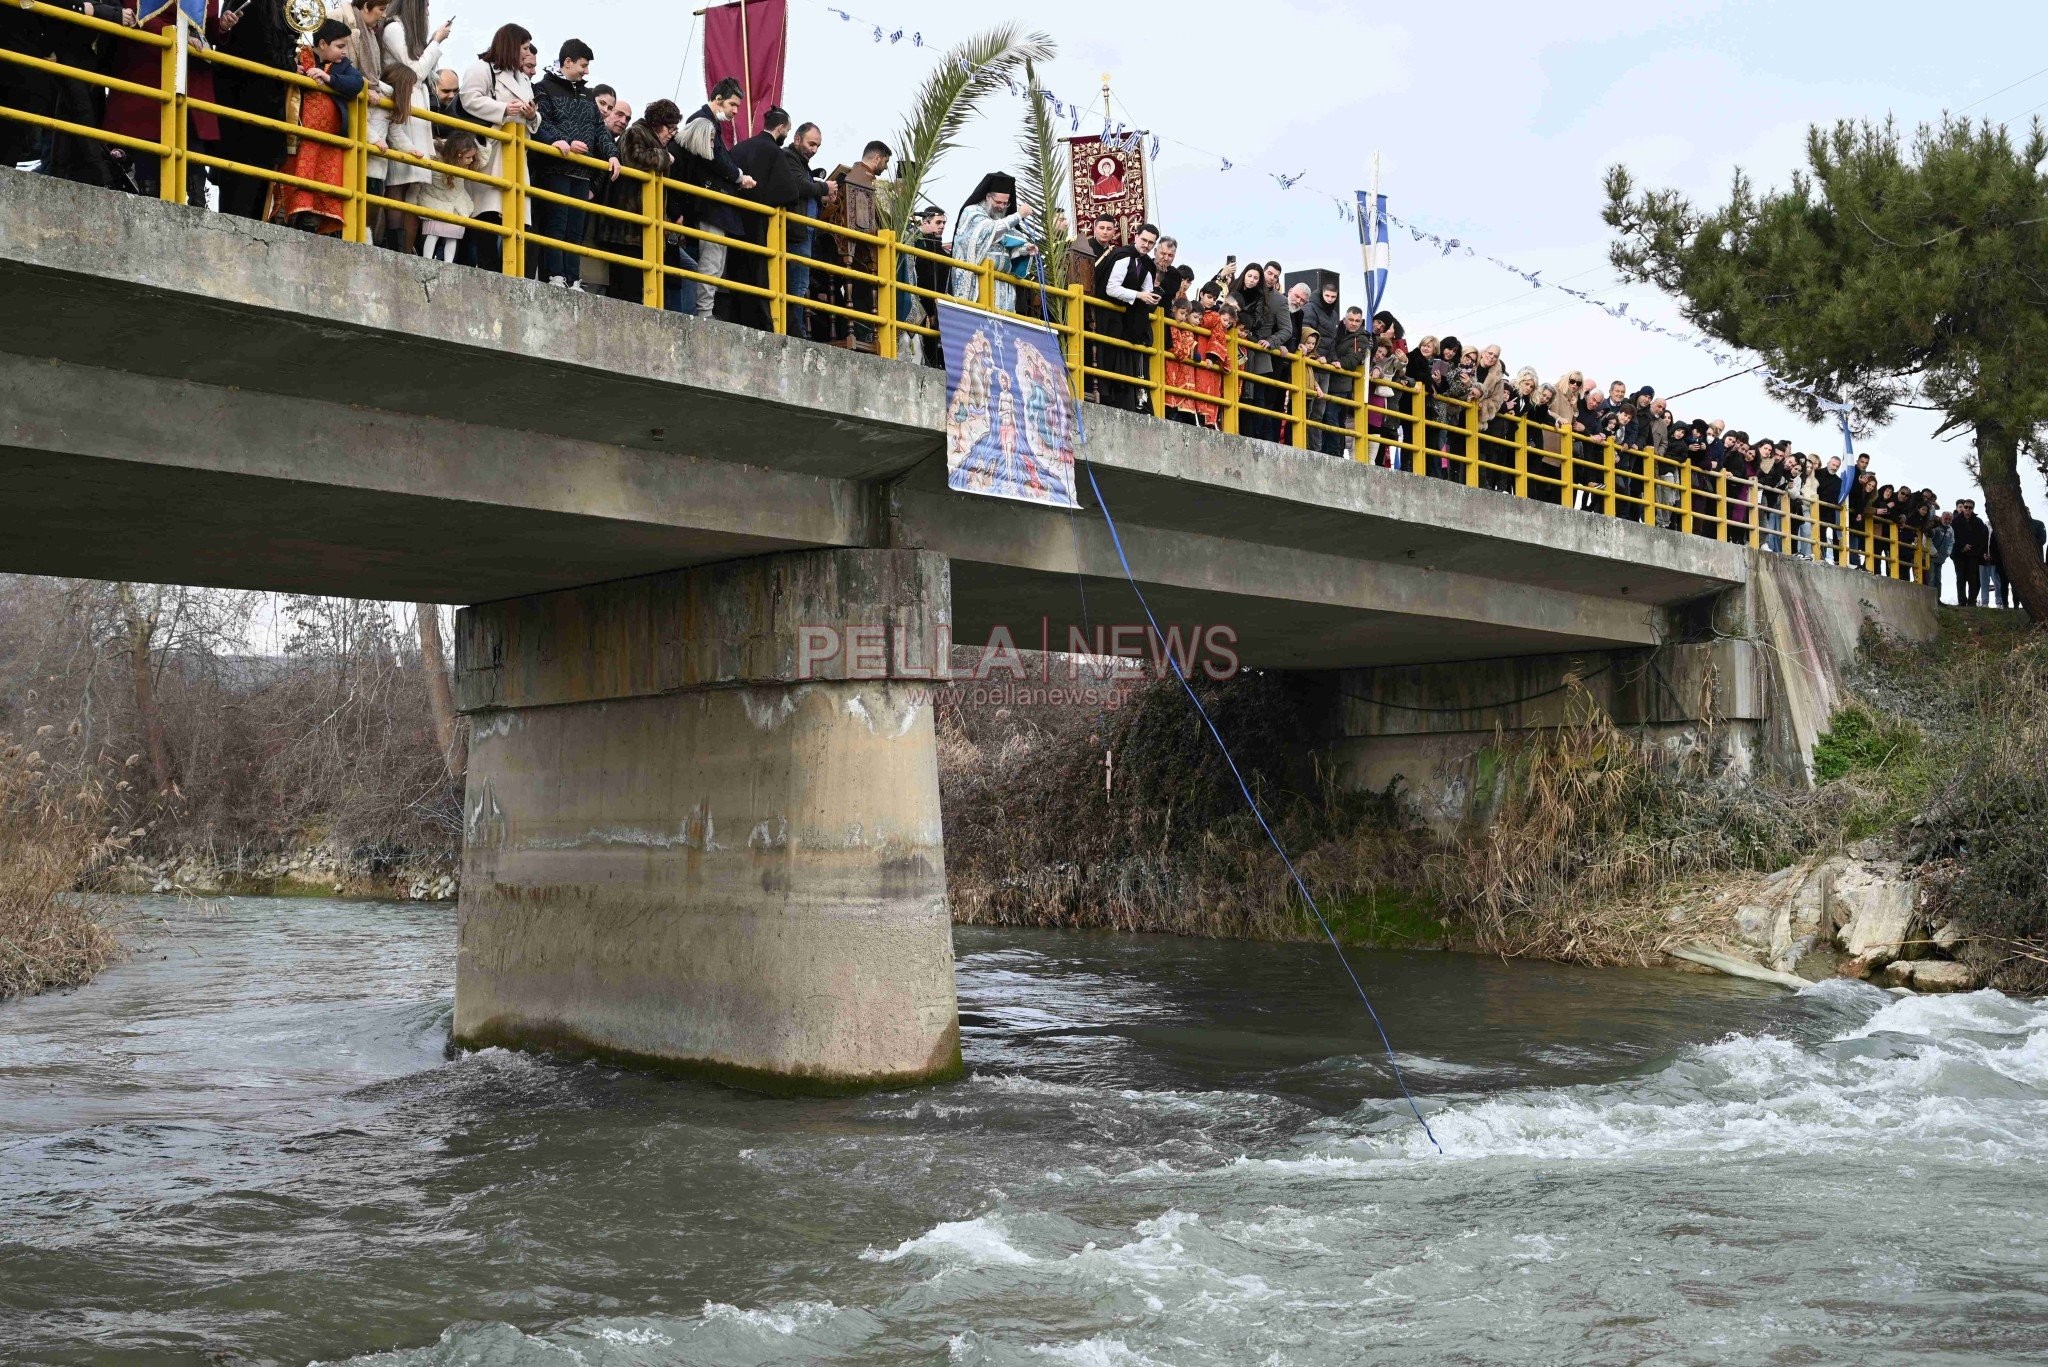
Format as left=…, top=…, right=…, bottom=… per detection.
left=1284, top=267, right=1339, bottom=302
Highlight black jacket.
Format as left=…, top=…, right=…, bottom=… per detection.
left=675, top=104, right=746, bottom=233
left=1951, top=511, right=1990, bottom=561
left=1095, top=244, right=1159, bottom=344
left=532, top=69, right=618, bottom=188
left=1623, top=405, right=1658, bottom=452
left=733, top=132, right=827, bottom=210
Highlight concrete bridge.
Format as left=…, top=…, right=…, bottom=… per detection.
left=0, top=174, right=1934, bottom=1088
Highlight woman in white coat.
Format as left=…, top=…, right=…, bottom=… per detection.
left=376, top=0, right=449, bottom=252
left=457, top=22, right=540, bottom=272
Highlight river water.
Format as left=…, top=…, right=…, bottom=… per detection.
left=3, top=896, right=2046, bottom=1364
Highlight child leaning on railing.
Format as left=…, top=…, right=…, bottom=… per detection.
left=414, top=131, right=481, bottom=262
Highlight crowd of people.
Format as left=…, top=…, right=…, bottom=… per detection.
left=5, top=0, right=2044, bottom=602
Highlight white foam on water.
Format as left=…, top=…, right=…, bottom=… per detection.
left=1845, top=986, right=2048, bottom=1042
left=322, top=1322, right=590, bottom=1365
left=1080, top=1209, right=1203, bottom=1280
left=1266, top=985, right=2048, bottom=1169
left=969, top=1071, right=1303, bottom=1126
left=1211, top=1203, right=1371, bottom=1255
left=695, top=1298, right=841, bottom=1334
left=970, top=1072, right=1099, bottom=1098
left=587, top=1325, right=673, bottom=1346
left=1027, top=1334, right=1170, bottom=1365
left=861, top=1215, right=1038, bottom=1266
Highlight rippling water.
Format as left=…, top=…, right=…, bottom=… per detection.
left=3, top=896, right=2045, bottom=1364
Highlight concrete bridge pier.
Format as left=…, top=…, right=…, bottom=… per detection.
left=449, top=548, right=961, bottom=1091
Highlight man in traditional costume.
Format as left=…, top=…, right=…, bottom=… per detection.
left=1066, top=213, right=1119, bottom=403
left=949, top=171, right=1035, bottom=315
left=819, top=139, right=889, bottom=350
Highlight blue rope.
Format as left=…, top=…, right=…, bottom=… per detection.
left=1016, top=243, right=1437, bottom=1151
left=1027, top=247, right=1092, bottom=638
left=1082, top=465, right=1443, bottom=1155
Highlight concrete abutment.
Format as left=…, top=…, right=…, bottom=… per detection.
left=1308, top=550, right=1940, bottom=826
left=450, top=549, right=960, bottom=1091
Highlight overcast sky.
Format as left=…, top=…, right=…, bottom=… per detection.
left=439, top=0, right=2048, bottom=507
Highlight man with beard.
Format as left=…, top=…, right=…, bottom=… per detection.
left=949, top=171, right=1034, bottom=314
left=780, top=120, right=828, bottom=339
left=1260, top=262, right=1295, bottom=412
left=430, top=66, right=462, bottom=118
left=819, top=139, right=889, bottom=349
left=1067, top=214, right=1118, bottom=402
left=730, top=107, right=825, bottom=331
left=1094, top=223, right=1162, bottom=413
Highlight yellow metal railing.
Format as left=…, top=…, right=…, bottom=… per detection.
left=0, top=1, right=1926, bottom=584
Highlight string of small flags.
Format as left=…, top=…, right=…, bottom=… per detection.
left=1374, top=206, right=1859, bottom=444
left=816, top=0, right=1151, bottom=152
left=801, top=1, right=1858, bottom=440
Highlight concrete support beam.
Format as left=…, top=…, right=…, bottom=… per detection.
left=1312, top=635, right=1768, bottom=828
left=1327, top=639, right=1763, bottom=738
left=452, top=549, right=959, bottom=1091
left=0, top=351, right=874, bottom=603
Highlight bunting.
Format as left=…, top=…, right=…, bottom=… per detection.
left=1378, top=206, right=1861, bottom=449
left=802, top=0, right=1863, bottom=448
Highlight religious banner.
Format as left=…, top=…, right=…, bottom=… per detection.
left=1067, top=134, right=1149, bottom=244
left=937, top=301, right=1079, bottom=509
left=138, top=0, right=210, bottom=27
left=703, top=0, right=788, bottom=145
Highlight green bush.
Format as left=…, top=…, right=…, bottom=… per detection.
left=1812, top=704, right=1921, bottom=783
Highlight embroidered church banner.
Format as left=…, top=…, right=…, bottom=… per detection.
left=1067, top=135, right=1149, bottom=245
left=702, top=0, right=788, bottom=145
left=937, top=301, right=1079, bottom=509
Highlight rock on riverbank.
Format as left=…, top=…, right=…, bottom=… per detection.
left=1668, top=850, right=1979, bottom=993
left=100, top=848, right=457, bottom=903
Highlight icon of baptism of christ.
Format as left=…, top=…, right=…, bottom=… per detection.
left=937, top=302, right=1079, bottom=509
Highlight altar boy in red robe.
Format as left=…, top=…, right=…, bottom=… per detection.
left=268, top=18, right=365, bottom=234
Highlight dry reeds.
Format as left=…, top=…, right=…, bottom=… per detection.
left=1425, top=692, right=1832, bottom=964
left=940, top=672, right=1836, bottom=965
left=941, top=671, right=1433, bottom=942
left=0, top=733, right=124, bottom=1000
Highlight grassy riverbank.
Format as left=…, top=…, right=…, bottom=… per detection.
left=940, top=611, right=2048, bottom=991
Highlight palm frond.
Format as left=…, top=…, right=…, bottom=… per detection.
left=1016, top=58, right=1071, bottom=295
left=885, top=25, right=1056, bottom=240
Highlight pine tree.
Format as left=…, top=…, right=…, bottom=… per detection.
left=1604, top=116, right=2048, bottom=622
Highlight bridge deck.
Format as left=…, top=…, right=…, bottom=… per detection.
left=0, top=172, right=1761, bottom=667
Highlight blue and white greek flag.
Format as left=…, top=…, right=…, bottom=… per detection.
left=1357, top=191, right=1390, bottom=321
